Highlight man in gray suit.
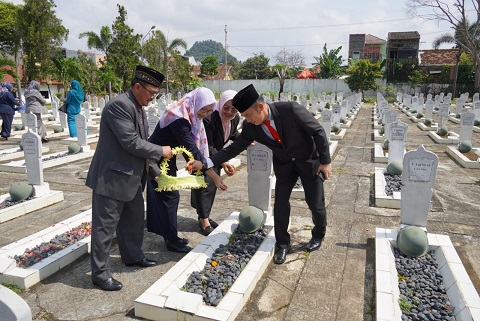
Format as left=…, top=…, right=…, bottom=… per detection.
left=86, top=65, right=173, bottom=291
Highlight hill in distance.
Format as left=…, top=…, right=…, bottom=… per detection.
left=185, top=39, right=239, bottom=64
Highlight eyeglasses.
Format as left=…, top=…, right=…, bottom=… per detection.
left=222, top=105, right=238, bottom=115
left=198, top=107, right=214, bottom=116
left=139, top=83, right=160, bottom=99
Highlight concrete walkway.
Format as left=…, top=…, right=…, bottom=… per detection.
left=0, top=103, right=479, bottom=321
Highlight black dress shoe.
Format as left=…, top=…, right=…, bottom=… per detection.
left=306, top=237, right=324, bottom=252
left=41, top=138, right=49, bottom=143
left=208, top=218, right=219, bottom=229
left=165, top=239, right=192, bottom=253
left=274, top=247, right=290, bottom=264
left=125, top=257, right=156, bottom=267
left=92, top=277, right=123, bottom=291
left=177, top=238, right=189, bottom=245
left=200, top=225, right=214, bottom=236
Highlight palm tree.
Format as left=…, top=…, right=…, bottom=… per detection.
left=144, top=30, right=187, bottom=93
left=79, top=26, right=113, bottom=60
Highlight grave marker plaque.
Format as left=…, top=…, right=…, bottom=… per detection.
left=247, top=143, right=273, bottom=212
left=22, top=129, right=43, bottom=186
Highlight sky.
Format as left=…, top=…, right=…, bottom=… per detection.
left=7, top=0, right=475, bottom=66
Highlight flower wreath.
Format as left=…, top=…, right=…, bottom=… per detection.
left=155, top=146, right=208, bottom=192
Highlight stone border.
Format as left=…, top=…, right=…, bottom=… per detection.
left=0, top=150, right=95, bottom=173
left=375, top=227, right=480, bottom=321
left=428, top=131, right=460, bottom=145
left=134, top=212, right=276, bottom=321
left=374, top=144, right=388, bottom=163
left=0, top=185, right=64, bottom=224
left=417, top=123, right=437, bottom=132
left=445, top=146, right=480, bottom=169
left=330, top=128, right=347, bottom=140
left=0, top=210, right=91, bottom=289
left=0, top=147, right=49, bottom=162
left=374, top=167, right=400, bottom=209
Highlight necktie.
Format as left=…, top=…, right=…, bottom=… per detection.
left=137, top=108, right=147, bottom=140
left=263, top=120, right=282, bottom=144
left=137, top=107, right=149, bottom=174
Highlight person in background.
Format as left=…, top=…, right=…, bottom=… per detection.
left=146, top=87, right=227, bottom=253
left=191, top=90, right=240, bottom=235
left=86, top=65, right=173, bottom=291
left=25, top=80, right=49, bottom=143
left=65, top=80, right=84, bottom=137
left=0, top=82, right=21, bottom=140
left=188, top=84, right=332, bottom=265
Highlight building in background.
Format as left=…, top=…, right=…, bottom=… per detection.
left=348, top=34, right=386, bottom=64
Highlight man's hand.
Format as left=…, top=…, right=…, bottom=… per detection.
left=221, top=162, right=236, bottom=176
left=161, top=146, right=173, bottom=159
left=317, top=163, right=332, bottom=180
left=187, top=159, right=203, bottom=172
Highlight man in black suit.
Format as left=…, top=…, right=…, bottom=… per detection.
left=189, top=84, right=332, bottom=264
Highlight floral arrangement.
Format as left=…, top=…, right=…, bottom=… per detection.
left=155, top=146, right=208, bottom=192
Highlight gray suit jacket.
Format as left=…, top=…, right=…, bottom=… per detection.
left=86, top=90, right=163, bottom=201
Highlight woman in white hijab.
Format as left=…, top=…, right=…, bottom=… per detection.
left=191, top=90, right=240, bottom=235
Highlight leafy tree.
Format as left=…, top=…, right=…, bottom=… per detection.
left=407, top=0, right=480, bottom=92
left=0, top=1, right=21, bottom=56
left=238, top=53, right=271, bottom=79
left=143, top=29, right=187, bottom=93
left=200, top=56, right=219, bottom=77
left=0, top=57, right=16, bottom=81
left=457, top=52, right=475, bottom=84
left=79, top=26, right=113, bottom=59
left=18, top=0, right=68, bottom=81
left=344, top=59, right=382, bottom=100
left=76, top=52, right=100, bottom=95
left=185, top=40, right=238, bottom=64
left=98, top=64, right=122, bottom=94
left=313, top=44, right=343, bottom=79
left=408, top=69, right=428, bottom=90
left=273, top=48, right=305, bottom=93
left=170, top=53, right=194, bottom=91
left=106, top=4, right=140, bottom=91
left=51, top=56, right=81, bottom=98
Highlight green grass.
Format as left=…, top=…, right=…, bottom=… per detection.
left=2, top=281, right=22, bottom=294
left=398, top=296, right=413, bottom=313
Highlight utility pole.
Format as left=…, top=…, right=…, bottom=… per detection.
left=224, top=25, right=228, bottom=80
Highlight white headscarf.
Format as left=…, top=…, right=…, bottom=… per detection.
left=216, top=90, right=237, bottom=142
left=159, top=87, right=216, bottom=157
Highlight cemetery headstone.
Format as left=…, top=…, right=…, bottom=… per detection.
left=400, top=145, right=439, bottom=227
left=25, top=112, right=38, bottom=134
left=459, top=111, right=475, bottom=143
left=22, top=129, right=43, bottom=186
left=75, top=114, right=88, bottom=147
left=388, top=121, right=408, bottom=164
left=321, top=109, right=332, bottom=141
left=247, top=143, right=273, bottom=212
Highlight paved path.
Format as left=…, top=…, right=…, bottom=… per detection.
left=0, top=103, right=479, bottom=321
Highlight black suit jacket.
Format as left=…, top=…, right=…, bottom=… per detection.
left=210, top=101, right=331, bottom=179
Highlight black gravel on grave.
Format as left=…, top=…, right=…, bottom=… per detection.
left=181, top=227, right=269, bottom=306
left=394, top=248, right=456, bottom=321
left=384, top=172, right=403, bottom=196
left=0, top=197, right=33, bottom=210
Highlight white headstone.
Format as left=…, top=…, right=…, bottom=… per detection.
left=147, top=107, right=160, bottom=137
left=332, top=104, right=341, bottom=124
left=473, top=101, right=480, bottom=121
left=438, top=103, right=450, bottom=126
left=22, top=129, right=43, bottom=186
left=247, top=143, right=273, bottom=212
left=473, top=93, right=479, bottom=102
left=388, top=121, right=408, bottom=164
left=459, top=111, right=475, bottom=143
left=425, top=100, right=433, bottom=120
left=385, top=111, right=398, bottom=142
left=400, top=145, right=439, bottom=227
left=59, top=112, right=68, bottom=129
left=321, top=109, right=332, bottom=142
left=25, top=112, right=38, bottom=134
left=83, top=102, right=91, bottom=121
left=75, top=114, right=88, bottom=147
left=51, top=101, right=59, bottom=119
left=99, top=98, right=106, bottom=112
left=455, top=98, right=465, bottom=115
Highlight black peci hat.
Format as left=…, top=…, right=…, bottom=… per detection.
left=134, top=65, right=165, bottom=87
left=232, top=84, right=259, bottom=112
